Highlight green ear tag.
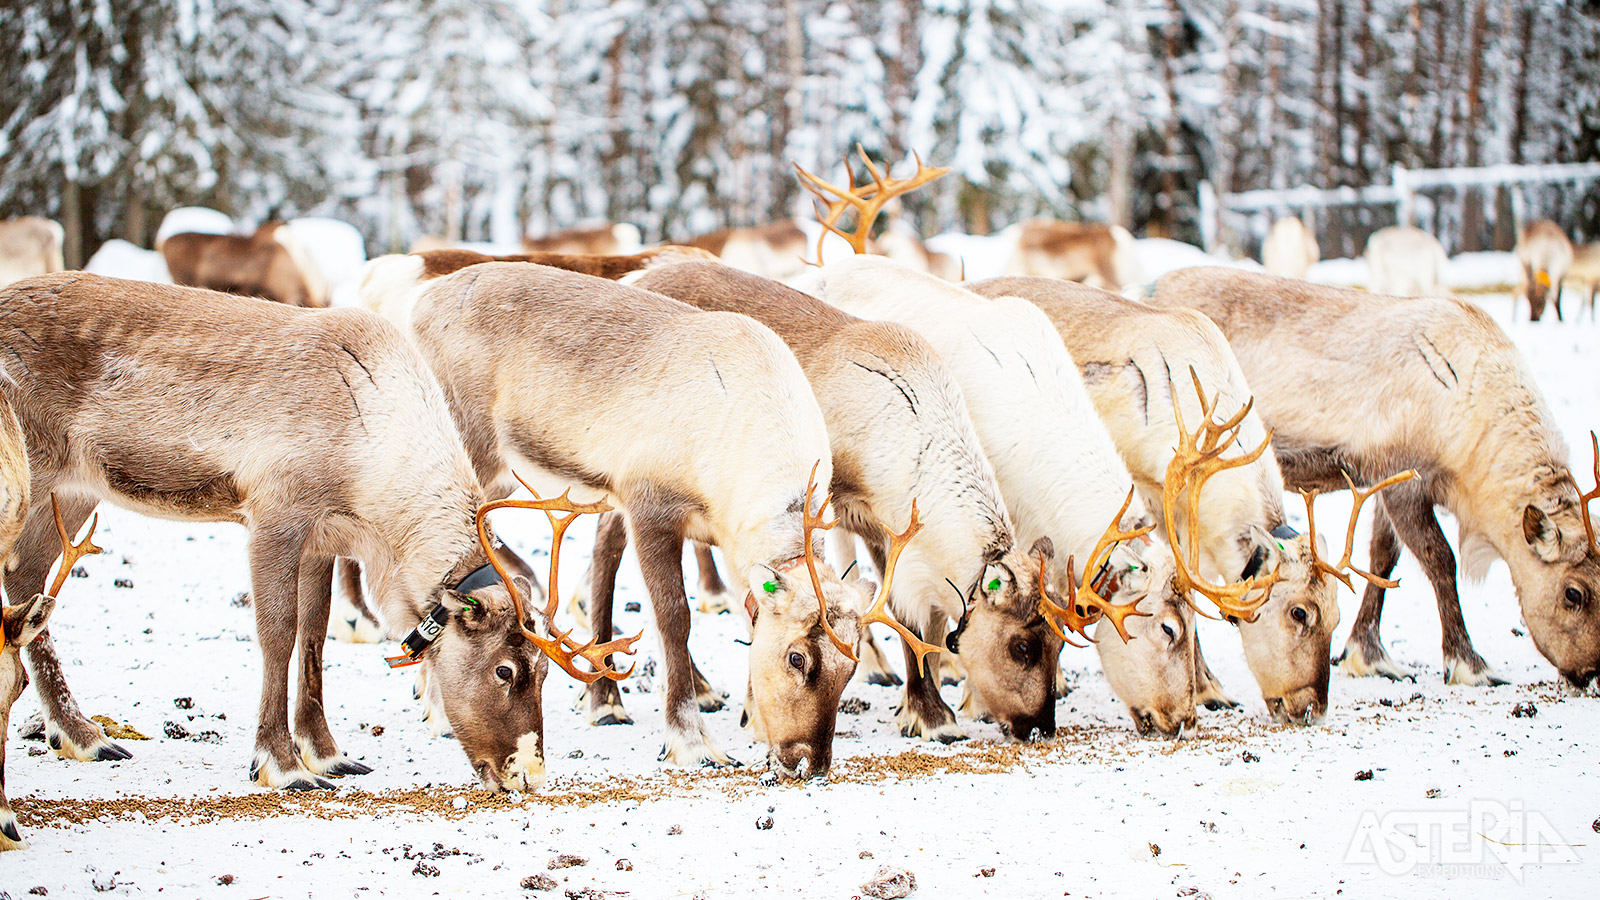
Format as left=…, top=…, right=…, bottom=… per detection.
left=1276, top=541, right=1286, bottom=552
left=986, top=577, right=1001, bottom=592
left=763, top=580, right=778, bottom=594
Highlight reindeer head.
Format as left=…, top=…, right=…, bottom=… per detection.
left=1516, top=434, right=1600, bottom=691
left=421, top=481, right=638, bottom=792
left=2, top=496, right=97, bottom=850
left=944, top=537, right=1063, bottom=743
left=743, top=464, right=935, bottom=778
left=1164, top=369, right=1415, bottom=724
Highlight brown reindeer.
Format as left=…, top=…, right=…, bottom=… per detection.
left=0, top=218, right=65, bottom=288
left=0, top=272, right=625, bottom=791
left=1, top=395, right=41, bottom=850
left=161, top=222, right=328, bottom=307
left=522, top=223, right=642, bottom=255
left=1146, top=267, right=1600, bottom=690
left=395, top=260, right=931, bottom=774
left=1003, top=219, right=1142, bottom=290
left=1516, top=219, right=1574, bottom=321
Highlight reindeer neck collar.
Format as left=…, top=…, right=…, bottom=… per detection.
left=385, top=604, right=450, bottom=668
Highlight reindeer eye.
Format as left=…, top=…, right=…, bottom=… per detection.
left=788, top=651, right=805, bottom=670
left=1009, top=639, right=1035, bottom=664
left=1161, top=623, right=1176, bottom=640
left=494, top=665, right=514, bottom=682
left=1291, top=607, right=1309, bottom=624
left=1564, top=586, right=1585, bottom=610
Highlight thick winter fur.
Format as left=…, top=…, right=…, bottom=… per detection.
left=1147, top=267, right=1600, bottom=689
left=972, top=276, right=1341, bottom=723
left=1, top=394, right=36, bottom=850
left=522, top=223, right=643, bottom=255
left=0, top=273, right=553, bottom=791
left=634, top=261, right=1058, bottom=745
left=404, top=263, right=869, bottom=772
left=1516, top=219, right=1574, bottom=321
left=1565, top=243, right=1600, bottom=321
left=798, top=256, right=1198, bottom=735
left=1261, top=217, right=1319, bottom=280
left=0, top=218, right=65, bottom=289
left=1364, top=226, right=1448, bottom=297
left=687, top=221, right=810, bottom=281
left=1003, top=220, right=1142, bottom=291
left=161, top=223, right=328, bottom=307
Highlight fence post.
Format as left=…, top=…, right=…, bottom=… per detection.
left=1198, top=180, right=1217, bottom=254
left=1392, top=164, right=1412, bottom=227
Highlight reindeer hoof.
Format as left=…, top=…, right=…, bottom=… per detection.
left=323, top=758, right=373, bottom=777
left=866, top=671, right=903, bottom=687
left=1444, top=658, right=1509, bottom=687
left=96, top=742, right=133, bottom=761
left=284, top=776, right=337, bottom=792
left=594, top=713, right=632, bottom=726
left=696, top=695, right=726, bottom=713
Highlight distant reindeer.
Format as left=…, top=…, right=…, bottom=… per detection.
left=0, top=272, right=628, bottom=792
left=1364, top=226, right=1448, bottom=297
left=161, top=222, right=329, bottom=307
left=1566, top=243, right=1600, bottom=321
left=869, top=220, right=961, bottom=280
left=1261, top=217, right=1319, bottom=280
left=0, top=218, right=65, bottom=289
left=1516, top=219, right=1574, bottom=321
left=1003, top=219, right=1142, bottom=291
left=686, top=221, right=811, bottom=280
left=1147, top=267, right=1600, bottom=691
left=522, top=223, right=643, bottom=255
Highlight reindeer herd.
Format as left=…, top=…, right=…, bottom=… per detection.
left=0, top=154, right=1597, bottom=852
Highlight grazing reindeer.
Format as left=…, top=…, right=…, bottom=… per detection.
left=971, top=276, right=1348, bottom=722
left=1261, top=217, right=1319, bottom=280
left=401, top=261, right=929, bottom=773
left=628, top=260, right=1061, bottom=743
left=523, top=223, right=643, bottom=255
left=162, top=222, right=329, bottom=307
left=0, top=218, right=65, bottom=288
left=0, top=272, right=627, bottom=791
left=1146, top=267, right=1600, bottom=690
left=1566, top=243, right=1600, bottom=321
left=1516, top=219, right=1574, bottom=321
left=686, top=221, right=811, bottom=281
left=1364, top=226, right=1448, bottom=297
left=798, top=255, right=1199, bottom=737
left=1003, top=219, right=1142, bottom=291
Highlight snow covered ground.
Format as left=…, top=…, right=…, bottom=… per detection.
left=2, top=258, right=1596, bottom=899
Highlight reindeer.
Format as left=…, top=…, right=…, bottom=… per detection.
left=1566, top=243, right=1600, bottom=321
left=0, top=218, right=65, bottom=289
left=1, top=395, right=42, bottom=851
left=869, top=220, right=962, bottom=280
left=1261, top=217, right=1319, bottom=280
left=1516, top=219, right=1574, bottom=322
left=1002, top=219, right=1142, bottom=291
left=1145, top=267, right=1600, bottom=690
left=0, top=272, right=630, bottom=791
left=622, top=260, right=1064, bottom=743
left=523, top=223, right=643, bottom=255
left=1364, top=226, right=1448, bottom=297
left=796, top=255, right=1199, bottom=737
left=686, top=221, right=810, bottom=281
left=398, top=261, right=935, bottom=774
left=161, top=222, right=329, bottom=307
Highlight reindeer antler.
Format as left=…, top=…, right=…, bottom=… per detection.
left=1035, top=553, right=1088, bottom=649
left=1162, top=369, right=1280, bottom=622
left=1298, top=469, right=1419, bottom=591
left=47, top=494, right=102, bottom=598
left=474, top=473, right=642, bottom=683
left=797, top=462, right=941, bottom=675
left=794, top=145, right=949, bottom=263
left=1579, top=431, right=1600, bottom=558
left=1041, top=489, right=1157, bottom=643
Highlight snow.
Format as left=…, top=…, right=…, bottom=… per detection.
left=154, top=207, right=235, bottom=246
left=1309, top=251, right=1522, bottom=292
left=83, top=240, right=171, bottom=283
left=285, top=217, right=369, bottom=308
left=3, top=244, right=1596, bottom=898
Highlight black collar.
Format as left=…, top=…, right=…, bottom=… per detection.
left=385, top=603, right=451, bottom=669
left=453, top=563, right=502, bottom=594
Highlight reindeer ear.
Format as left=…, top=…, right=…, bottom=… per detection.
left=979, top=563, right=1009, bottom=604
left=746, top=564, right=788, bottom=615
left=1522, top=505, right=1563, bottom=561
left=4, top=593, right=58, bottom=646
left=1028, top=535, right=1055, bottom=562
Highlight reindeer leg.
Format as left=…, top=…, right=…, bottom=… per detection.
left=1193, top=633, right=1241, bottom=710
left=867, top=541, right=962, bottom=743
left=7, top=495, right=131, bottom=763
left=1380, top=485, right=1507, bottom=686
left=327, top=558, right=384, bottom=643
left=1334, top=498, right=1415, bottom=680
left=578, top=511, right=632, bottom=726
left=837, top=528, right=902, bottom=687
left=632, top=511, right=733, bottom=767
left=247, top=527, right=332, bottom=790
left=690, top=658, right=728, bottom=712
left=692, top=543, right=731, bottom=614
left=293, top=552, right=371, bottom=777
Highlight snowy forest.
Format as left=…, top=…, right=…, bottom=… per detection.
left=3, top=0, right=1598, bottom=266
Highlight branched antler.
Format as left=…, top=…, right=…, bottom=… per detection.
left=1162, top=368, right=1280, bottom=622
left=1040, top=489, right=1156, bottom=643
left=1580, top=430, right=1600, bottom=558
left=474, top=472, right=641, bottom=683
left=794, top=144, right=949, bottom=263
left=1298, top=469, right=1419, bottom=591
left=47, top=494, right=102, bottom=598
